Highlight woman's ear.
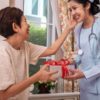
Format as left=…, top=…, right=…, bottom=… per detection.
left=86, top=2, right=91, bottom=10
left=12, top=23, right=19, bottom=33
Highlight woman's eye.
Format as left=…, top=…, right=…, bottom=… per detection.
left=69, top=9, right=72, bottom=12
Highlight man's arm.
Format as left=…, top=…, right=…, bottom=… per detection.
left=0, top=64, right=57, bottom=100
left=40, top=16, right=77, bottom=57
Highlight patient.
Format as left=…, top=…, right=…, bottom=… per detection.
left=0, top=7, right=77, bottom=100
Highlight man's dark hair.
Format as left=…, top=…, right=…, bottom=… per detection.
left=0, top=7, right=23, bottom=38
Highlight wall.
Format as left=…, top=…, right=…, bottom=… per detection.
left=0, top=0, right=16, bottom=41
left=0, top=0, right=9, bottom=9
left=9, top=0, right=15, bottom=7
left=0, top=0, right=10, bottom=41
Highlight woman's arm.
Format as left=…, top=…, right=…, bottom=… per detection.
left=0, top=64, right=58, bottom=100
left=40, top=16, right=77, bottom=57
left=70, top=60, right=76, bottom=65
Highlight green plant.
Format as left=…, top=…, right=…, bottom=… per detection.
left=27, top=22, right=47, bottom=76
left=27, top=22, right=46, bottom=46
left=27, top=23, right=47, bottom=94
left=35, top=81, right=57, bottom=90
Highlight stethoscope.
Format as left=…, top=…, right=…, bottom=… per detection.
left=78, top=16, right=100, bottom=59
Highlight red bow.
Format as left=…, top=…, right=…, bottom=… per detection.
left=43, top=59, right=70, bottom=78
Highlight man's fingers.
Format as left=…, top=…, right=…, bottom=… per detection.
left=66, top=15, right=69, bottom=22
left=49, top=70, right=58, bottom=75
left=42, top=64, right=49, bottom=70
left=71, top=16, right=74, bottom=20
left=49, top=77, right=57, bottom=82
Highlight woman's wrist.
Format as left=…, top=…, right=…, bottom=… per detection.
left=81, top=72, right=85, bottom=78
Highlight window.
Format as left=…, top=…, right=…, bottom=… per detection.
left=32, top=0, right=38, bottom=15
left=43, top=0, right=47, bottom=17
left=23, top=0, right=56, bottom=94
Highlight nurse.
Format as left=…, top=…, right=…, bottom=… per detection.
left=64, top=0, right=100, bottom=100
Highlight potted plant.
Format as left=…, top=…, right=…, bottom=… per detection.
left=34, top=81, right=57, bottom=94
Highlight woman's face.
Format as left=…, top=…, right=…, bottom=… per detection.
left=69, top=1, right=88, bottom=23
left=18, top=15, right=30, bottom=40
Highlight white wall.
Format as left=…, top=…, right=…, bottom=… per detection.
left=0, top=0, right=16, bottom=41
left=15, top=0, right=24, bottom=11
left=0, top=0, right=9, bottom=9
left=0, top=0, right=9, bottom=41
left=9, top=0, right=15, bottom=7
left=24, top=0, right=32, bottom=15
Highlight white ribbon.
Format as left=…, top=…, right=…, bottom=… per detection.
left=89, top=0, right=94, bottom=3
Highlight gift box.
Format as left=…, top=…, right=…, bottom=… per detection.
left=50, top=65, right=75, bottom=79
left=43, top=59, right=75, bottom=79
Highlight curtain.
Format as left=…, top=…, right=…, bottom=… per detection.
left=50, top=0, right=66, bottom=93
left=50, top=0, right=79, bottom=93
left=50, top=0, right=65, bottom=52
left=15, top=0, right=24, bottom=11
left=59, top=0, right=79, bottom=92
left=59, top=0, right=77, bottom=58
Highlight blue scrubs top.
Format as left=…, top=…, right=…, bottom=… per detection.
left=74, top=17, right=100, bottom=94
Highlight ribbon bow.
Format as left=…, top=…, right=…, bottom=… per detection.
left=43, top=59, right=70, bottom=78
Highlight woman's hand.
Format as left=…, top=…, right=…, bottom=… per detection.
left=37, top=64, right=58, bottom=83
left=64, top=69, right=85, bottom=81
left=65, top=16, right=77, bottom=31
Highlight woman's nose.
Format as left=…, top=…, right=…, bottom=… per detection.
left=71, top=10, right=75, bottom=16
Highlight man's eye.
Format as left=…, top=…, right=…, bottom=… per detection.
left=73, top=7, right=76, bottom=10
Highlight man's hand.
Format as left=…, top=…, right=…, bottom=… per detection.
left=65, top=16, right=77, bottom=31
left=64, top=69, right=85, bottom=81
left=37, top=64, right=58, bottom=83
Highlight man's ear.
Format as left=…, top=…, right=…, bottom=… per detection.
left=12, top=23, right=20, bottom=33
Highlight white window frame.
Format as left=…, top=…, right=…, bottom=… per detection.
left=15, top=0, right=56, bottom=61
left=24, top=0, right=47, bottom=18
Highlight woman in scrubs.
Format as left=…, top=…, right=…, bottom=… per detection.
left=65, top=0, right=100, bottom=100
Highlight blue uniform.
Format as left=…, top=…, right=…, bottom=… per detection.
left=74, top=17, right=100, bottom=100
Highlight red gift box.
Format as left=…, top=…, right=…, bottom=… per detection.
left=43, top=59, right=75, bottom=79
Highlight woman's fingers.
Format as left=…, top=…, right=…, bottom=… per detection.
left=64, top=69, right=78, bottom=80
left=64, top=76, right=75, bottom=81
left=67, top=75, right=75, bottom=80
left=69, top=69, right=77, bottom=73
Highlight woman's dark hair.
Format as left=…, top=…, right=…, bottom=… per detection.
left=68, top=0, right=100, bottom=15
left=0, top=7, right=23, bottom=38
